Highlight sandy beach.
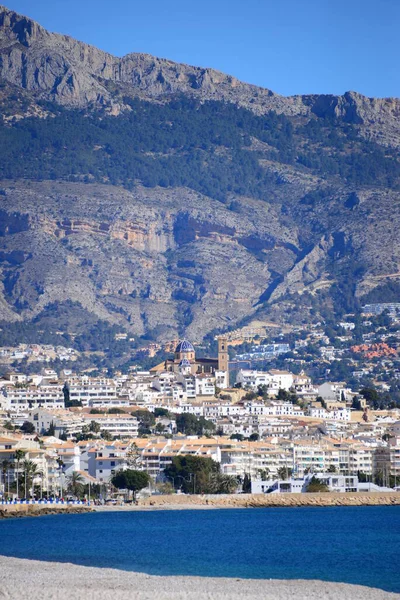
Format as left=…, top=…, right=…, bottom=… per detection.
left=0, top=555, right=398, bottom=600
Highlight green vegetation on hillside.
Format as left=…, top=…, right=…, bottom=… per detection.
left=0, top=96, right=399, bottom=203
left=361, top=282, right=400, bottom=304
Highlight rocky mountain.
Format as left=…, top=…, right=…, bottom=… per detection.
left=1, top=5, right=400, bottom=146
left=0, top=4, right=399, bottom=345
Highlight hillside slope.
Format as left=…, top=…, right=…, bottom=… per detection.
left=0, top=5, right=399, bottom=343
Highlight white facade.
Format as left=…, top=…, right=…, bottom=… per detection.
left=318, top=382, right=350, bottom=402
left=308, top=406, right=351, bottom=421
left=251, top=473, right=359, bottom=494
left=204, top=403, right=244, bottom=420
left=215, top=370, right=228, bottom=390
left=195, top=375, right=215, bottom=396
left=66, top=376, right=118, bottom=407
left=28, top=408, right=85, bottom=437
left=176, top=374, right=196, bottom=399
left=236, top=370, right=294, bottom=394
left=1, top=384, right=64, bottom=412
left=82, top=414, right=139, bottom=438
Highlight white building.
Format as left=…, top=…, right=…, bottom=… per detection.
left=66, top=376, right=118, bottom=407
left=195, top=374, right=215, bottom=396
left=318, top=382, right=350, bottom=402
left=1, top=383, right=64, bottom=412
left=236, top=370, right=294, bottom=394
left=308, top=406, right=351, bottom=421
left=81, top=413, right=139, bottom=438
left=28, top=408, right=85, bottom=438
left=251, top=473, right=359, bottom=494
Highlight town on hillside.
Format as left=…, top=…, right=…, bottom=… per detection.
left=1, top=316, right=400, bottom=502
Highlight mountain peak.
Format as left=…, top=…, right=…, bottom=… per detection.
left=0, top=4, right=399, bottom=147
left=0, top=4, right=47, bottom=47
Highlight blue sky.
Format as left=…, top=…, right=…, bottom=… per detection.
left=4, top=0, right=399, bottom=98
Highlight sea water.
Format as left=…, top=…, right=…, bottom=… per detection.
left=0, top=506, right=399, bottom=592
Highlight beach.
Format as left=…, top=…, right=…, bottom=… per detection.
left=0, top=555, right=398, bottom=600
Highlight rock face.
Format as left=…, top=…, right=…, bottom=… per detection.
left=0, top=181, right=295, bottom=340
left=1, top=5, right=400, bottom=146
left=0, top=5, right=400, bottom=342
left=1, top=179, right=399, bottom=341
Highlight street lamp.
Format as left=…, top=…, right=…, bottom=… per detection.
left=166, top=474, right=195, bottom=493
left=165, top=475, right=176, bottom=490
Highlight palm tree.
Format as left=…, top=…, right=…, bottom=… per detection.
left=1, top=460, right=11, bottom=496
left=67, top=472, right=84, bottom=498
left=277, top=466, right=293, bottom=480
left=14, top=449, right=26, bottom=499
left=22, top=460, right=39, bottom=498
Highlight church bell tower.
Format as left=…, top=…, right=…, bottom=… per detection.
left=218, top=336, right=228, bottom=373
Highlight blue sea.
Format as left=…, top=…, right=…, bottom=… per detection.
left=0, top=507, right=399, bottom=592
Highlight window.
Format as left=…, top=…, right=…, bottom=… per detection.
left=110, top=461, right=115, bottom=467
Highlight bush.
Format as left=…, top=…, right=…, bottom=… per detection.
left=305, top=477, right=329, bottom=493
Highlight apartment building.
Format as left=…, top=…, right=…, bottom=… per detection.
left=0, top=383, right=64, bottom=412
left=28, top=408, right=85, bottom=438
left=88, top=444, right=129, bottom=483
left=81, top=413, right=139, bottom=438
left=66, top=376, right=118, bottom=407
left=0, top=434, right=58, bottom=494
left=195, top=374, right=215, bottom=396
left=220, top=441, right=290, bottom=479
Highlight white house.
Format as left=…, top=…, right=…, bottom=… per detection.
left=236, top=370, right=294, bottom=394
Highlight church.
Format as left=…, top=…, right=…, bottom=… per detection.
left=151, top=337, right=229, bottom=381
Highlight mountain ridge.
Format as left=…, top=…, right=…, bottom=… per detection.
left=0, top=5, right=399, bottom=347
left=1, top=3, right=400, bottom=150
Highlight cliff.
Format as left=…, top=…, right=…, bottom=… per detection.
left=1, top=5, right=399, bottom=146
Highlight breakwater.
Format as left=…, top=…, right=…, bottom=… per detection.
left=0, top=504, right=93, bottom=519
left=139, top=492, right=400, bottom=509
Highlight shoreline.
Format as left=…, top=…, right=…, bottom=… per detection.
left=0, top=555, right=397, bottom=599
left=1, top=492, right=400, bottom=517
left=0, top=505, right=93, bottom=519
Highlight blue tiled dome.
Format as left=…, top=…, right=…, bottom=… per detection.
left=179, top=358, right=191, bottom=367
left=175, top=339, right=194, bottom=353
